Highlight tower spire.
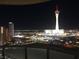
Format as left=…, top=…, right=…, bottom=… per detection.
left=56, top=5, right=58, bottom=10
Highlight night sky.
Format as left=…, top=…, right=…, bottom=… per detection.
left=0, top=0, right=79, bottom=29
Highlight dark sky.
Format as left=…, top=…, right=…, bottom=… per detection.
left=0, top=0, right=79, bottom=29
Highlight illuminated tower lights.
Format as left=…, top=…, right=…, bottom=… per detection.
left=55, top=6, right=60, bottom=31
left=52, top=6, right=64, bottom=35
left=45, top=6, right=64, bottom=36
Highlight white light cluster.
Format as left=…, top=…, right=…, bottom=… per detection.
left=44, top=29, right=64, bottom=36
left=52, top=29, right=64, bottom=36
left=44, top=30, right=53, bottom=36
left=13, top=34, right=24, bottom=38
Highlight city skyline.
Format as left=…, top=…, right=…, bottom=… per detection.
left=0, top=0, right=79, bottom=29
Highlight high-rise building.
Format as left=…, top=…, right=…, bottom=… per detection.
left=0, top=26, right=4, bottom=45
left=0, top=26, right=9, bottom=45
left=9, top=22, right=14, bottom=38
